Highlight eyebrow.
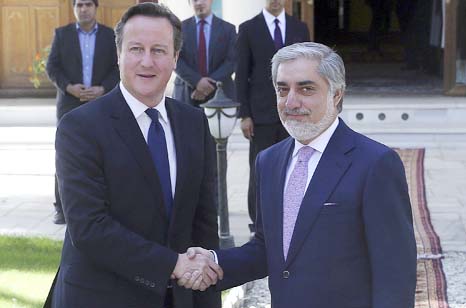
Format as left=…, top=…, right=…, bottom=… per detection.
left=276, top=80, right=317, bottom=86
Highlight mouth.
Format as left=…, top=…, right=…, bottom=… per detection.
left=137, top=73, right=156, bottom=80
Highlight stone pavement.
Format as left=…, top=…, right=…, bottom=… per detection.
left=0, top=96, right=465, bottom=307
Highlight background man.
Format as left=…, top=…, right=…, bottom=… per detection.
left=46, top=0, right=119, bottom=224
left=184, top=42, right=417, bottom=308
left=173, top=0, right=236, bottom=106
left=236, top=0, right=309, bottom=233
left=44, top=3, right=222, bottom=308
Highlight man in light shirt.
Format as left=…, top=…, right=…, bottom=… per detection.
left=45, top=3, right=222, bottom=308
left=183, top=42, right=417, bottom=308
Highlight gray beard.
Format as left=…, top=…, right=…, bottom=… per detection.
left=280, top=97, right=337, bottom=143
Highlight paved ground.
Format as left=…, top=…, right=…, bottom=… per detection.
left=0, top=97, right=465, bottom=307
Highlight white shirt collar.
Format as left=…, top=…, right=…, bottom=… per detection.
left=262, top=8, right=286, bottom=27
left=195, top=13, right=213, bottom=25
left=291, top=117, right=340, bottom=158
left=119, top=82, right=169, bottom=124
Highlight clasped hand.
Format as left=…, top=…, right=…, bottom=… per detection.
left=172, top=247, right=223, bottom=291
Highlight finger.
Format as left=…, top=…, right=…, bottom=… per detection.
left=177, top=271, right=192, bottom=287
left=185, top=270, right=201, bottom=289
left=202, top=266, right=217, bottom=285
left=191, top=273, right=204, bottom=290
left=199, top=280, right=209, bottom=291
left=186, top=247, right=197, bottom=259
left=208, top=261, right=224, bottom=280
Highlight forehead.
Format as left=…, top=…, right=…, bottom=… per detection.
left=75, top=0, right=94, bottom=5
left=123, top=16, right=174, bottom=44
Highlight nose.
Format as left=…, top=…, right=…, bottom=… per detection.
left=140, top=51, right=153, bottom=67
left=285, top=89, right=301, bottom=109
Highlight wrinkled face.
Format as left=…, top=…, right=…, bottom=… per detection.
left=265, top=0, right=286, bottom=16
left=73, top=0, right=97, bottom=26
left=190, top=0, right=213, bottom=19
left=118, top=16, right=178, bottom=107
left=275, top=58, right=342, bottom=144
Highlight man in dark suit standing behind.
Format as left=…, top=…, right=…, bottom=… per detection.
left=236, top=0, right=310, bottom=233
left=46, top=0, right=119, bottom=224
left=44, top=3, right=222, bottom=308
left=173, top=0, right=236, bottom=106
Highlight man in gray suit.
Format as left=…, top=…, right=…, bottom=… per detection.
left=173, top=0, right=236, bottom=106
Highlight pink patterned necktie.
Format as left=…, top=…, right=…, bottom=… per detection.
left=283, top=146, right=315, bottom=259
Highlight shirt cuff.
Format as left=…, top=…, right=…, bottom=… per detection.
left=209, top=250, right=218, bottom=264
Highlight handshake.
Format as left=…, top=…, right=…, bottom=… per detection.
left=171, top=247, right=223, bottom=291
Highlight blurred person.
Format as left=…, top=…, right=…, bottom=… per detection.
left=43, top=3, right=222, bottom=308
left=46, top=0, right=119, bottom=224
left=236, top=0, right=309, bottom=234
left=183, top=42, right=417, bottom=308
left=173, top=0, right=236, bottom=106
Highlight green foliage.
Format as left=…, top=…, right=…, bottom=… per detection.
left=29, top=47, right=50, bottom=89
left=0, top=235, right=62, bottom=308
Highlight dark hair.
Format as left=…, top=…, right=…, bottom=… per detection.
left=73, top=0, right=99, bottom=7
left=114, top=2, right=182, bottom=55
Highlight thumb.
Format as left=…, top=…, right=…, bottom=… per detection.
left=186, top=247, right=197, bottom=259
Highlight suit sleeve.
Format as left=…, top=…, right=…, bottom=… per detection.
left=191, top=113, right=222, bottom=307
left=46, top=28, right=70, bottom=94
left=99, top=28, right=119, bottom=93
left=235, top=23, right=252, bottom=119
left=175, top=42, right=203, bottom=89
left=215, top=152, right=268, bottom=290
left=56, top=112, right=178, bottom=297
left=362, top=150, right=417, bottom=308
left=209, top=24, right=237, bottom=83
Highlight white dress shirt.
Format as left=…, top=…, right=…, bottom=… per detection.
left=284, top=118, right=340, bottom=192
left=262, top=8, right=286, bottom=44
left=120, top=82, right=177, bottom=197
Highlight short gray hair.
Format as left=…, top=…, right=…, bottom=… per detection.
left=271, top=42, right=346, bottom=112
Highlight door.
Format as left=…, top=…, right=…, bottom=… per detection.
left=0, top=0, right=68, bottom=88
left=286, top=0, right=315, bottom=40
left=444, top=0, right=466, bottom=95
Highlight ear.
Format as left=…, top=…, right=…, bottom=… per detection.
left=333, top=88, right=343, bottom=107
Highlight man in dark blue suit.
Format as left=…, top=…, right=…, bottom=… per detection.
left=173, top=0, right=236, bottom=106
left=44, top=3, right=222, bottom=308
left=46, top=0, right=119, bottom=224
left=183, top=42, right=417, bottom=308
left=235, top=0, right=310, bottom=234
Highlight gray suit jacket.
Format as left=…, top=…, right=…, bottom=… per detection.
left=173, top=15, right=236, bottom=106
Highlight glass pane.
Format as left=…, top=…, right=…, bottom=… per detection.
left=456, top=0, right=466, bottom=84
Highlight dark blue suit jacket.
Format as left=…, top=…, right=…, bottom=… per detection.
left=173, top=15, right=236, bottom=105
left=46, top=87, right=220, bottom=308
left=217, top=119, right=417, bottom=308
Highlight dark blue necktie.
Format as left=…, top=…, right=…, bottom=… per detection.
left=145, top=108, right=173, bottom=219
left=274, top=19, right=284, bottom=50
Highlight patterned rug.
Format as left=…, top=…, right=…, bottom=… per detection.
left=395, top=148, right=449, bottom=308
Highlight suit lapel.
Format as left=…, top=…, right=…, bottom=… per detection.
left=284, top=14, right=295, bottom=46
left=69, top=25, right=83, bottom=81
left=255, top=14, right=276, bottom=52
left=208, top=16, right=220, bottom=70
left=109, top=87, right=169, bottom=222
left=187, top=17, right=198, bottom=68
left=284, top=120, right=354, bottom=267
left=92, top=24, right=103, bottom=84
left=268, top=138, right=295, bottom=265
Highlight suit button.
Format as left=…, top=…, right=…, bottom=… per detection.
left=145, top=281, right=150, bottom=286
left=150, top=282, right=155, bottom=288
left=283, top=270, right=290, bottom=279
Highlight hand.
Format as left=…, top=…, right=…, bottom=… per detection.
left=80, top=86, right=105, bottom=102
left=240, top=117, right=254, bottom=140
left=172, top=251, right=223, bottom=291
left=196, top=77, right=216, bottom=97
left=66, top=83, right=86, bottom=99
left=191, top=89, right=207, bottom=101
